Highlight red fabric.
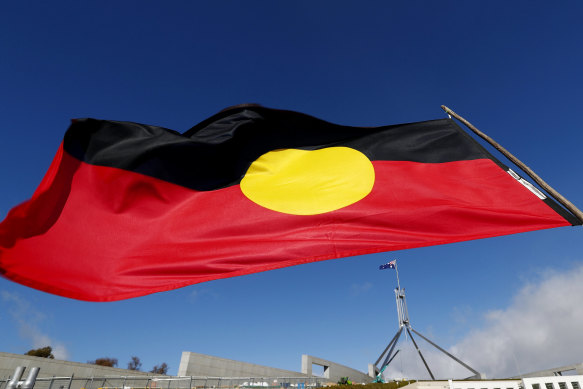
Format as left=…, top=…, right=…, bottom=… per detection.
left=0, top=148, right=569, bottom=301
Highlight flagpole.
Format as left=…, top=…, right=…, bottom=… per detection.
left=394, top=260, right=401, bottom=291
left=375, top=258, right=482, bottom=380
left=441, top=105, right=583, bottom=224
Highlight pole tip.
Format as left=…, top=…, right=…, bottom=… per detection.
left=441, top=105, right=453, bottom=118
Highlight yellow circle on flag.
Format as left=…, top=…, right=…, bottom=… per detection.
left=240, top=147, right=375, bottom=215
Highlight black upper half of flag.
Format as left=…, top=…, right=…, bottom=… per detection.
left=64, top=105, right=495, bottom=192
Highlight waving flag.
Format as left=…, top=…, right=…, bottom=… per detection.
left=379, top=260, right=396, bottom=270
left=0, top=105, right=579, bottom=301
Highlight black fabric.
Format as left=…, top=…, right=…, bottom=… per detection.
left=64, top=105, right=491, bottom=192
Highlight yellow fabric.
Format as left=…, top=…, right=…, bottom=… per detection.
left=241, top=147, right=375, bottom=215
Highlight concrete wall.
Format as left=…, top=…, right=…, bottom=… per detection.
left=522, top=375, right=583, bottom=389
left=401, top=381, right=449, bottom=389
left=447, top=379, right=520, bottom=389
left=401, top=380, right=519, bottom=389
left=515, top=363, right=583, bottom=378
left=301, top=355, right=371, bottom=384
left=177, top=351, right=307, bottom=378
left=0, top=351, right=154, bottom=380
left=402, top=376, right=583, bottom=389
left=2, top=350, right=372, bottom=386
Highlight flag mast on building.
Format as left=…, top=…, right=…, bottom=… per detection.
left=374, top=259, right=481, bottom=381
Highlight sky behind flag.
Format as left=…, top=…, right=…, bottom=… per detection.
left=1, top=0, right=582, bottom=380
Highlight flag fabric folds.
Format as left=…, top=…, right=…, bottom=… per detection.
left=379, top=260, right=396, bottom=270
left=0, top=105, right=579, bottom=301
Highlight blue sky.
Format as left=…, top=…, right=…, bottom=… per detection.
left=1, top=1, right=582, bottom=380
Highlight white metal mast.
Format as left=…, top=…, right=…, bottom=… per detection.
left=373, top=259, right=481, bottom=382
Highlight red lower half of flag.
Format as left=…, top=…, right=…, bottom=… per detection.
left=0, top=151, right=570, bottom=301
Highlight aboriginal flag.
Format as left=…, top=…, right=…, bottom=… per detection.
left=0, top=105, right=579, bottom=301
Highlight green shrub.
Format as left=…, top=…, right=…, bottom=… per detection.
left=326, top=380, right=416, bottom=389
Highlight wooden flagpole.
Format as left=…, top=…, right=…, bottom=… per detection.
left=441, top=105, right=583, bottom=224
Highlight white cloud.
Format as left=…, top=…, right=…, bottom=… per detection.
left=452, top=263, right=583, bottom=378
left=1, top=291, right=70, bottom=360
left=382, top=264, right=583, bottom=380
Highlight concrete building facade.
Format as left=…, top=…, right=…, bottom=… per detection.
left=177, top=351, right=306, bottom=378
left=300, top=355, right=371, bottom=384
left=514, top=363, right=583, bottom=378
left=2, top=350, right=372, bottom=386
left=177, top=352, right=372, bottom=384
left=6, top=350, right=580, bottom=389
left=0, top=352, right=154, bottom=380
left=403, top=375, right=583, bottom=389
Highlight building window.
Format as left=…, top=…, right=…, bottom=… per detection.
left=571, top=382, right=580, bottom=389
left=558, top=382, right=566, bottom=389
left=532, top=384, right=540, bottom=389
left=545, top=383, right=554, bottom=389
